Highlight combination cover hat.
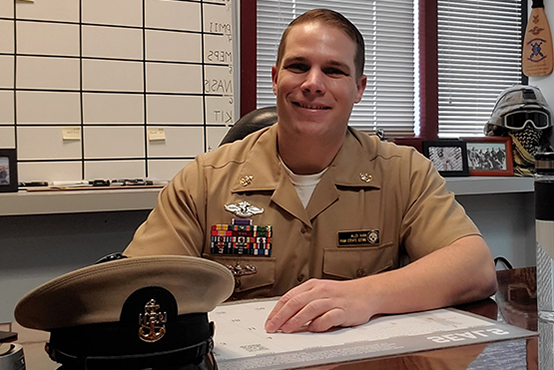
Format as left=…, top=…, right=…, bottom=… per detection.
left=14, top=256, right=234, bottom=370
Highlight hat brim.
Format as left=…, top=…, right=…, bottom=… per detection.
left=15, top=256, right=234, bottom=331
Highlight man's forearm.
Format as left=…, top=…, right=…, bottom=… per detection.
left=366, top=235, right=498, bottom=317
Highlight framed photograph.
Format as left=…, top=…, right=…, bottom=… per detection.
left=464, top=137, right=514, bottom=176
left=422, top=140, right=469, bottom=177
left=0, top=149, right=18, bottom=192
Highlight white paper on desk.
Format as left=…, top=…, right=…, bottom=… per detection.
left=209, top=299, right=536, bottom=370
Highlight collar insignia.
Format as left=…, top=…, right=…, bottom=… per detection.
left=138, top=299, right=167, bottom=343
left=224, top=201, right=264, bottom=218
left=240, top=175, right=253, bottom=187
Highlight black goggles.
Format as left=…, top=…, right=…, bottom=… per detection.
left=503, top=110, right=550, bottom=130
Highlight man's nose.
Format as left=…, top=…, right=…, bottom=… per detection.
left=301, top=69, right=326, bottom=94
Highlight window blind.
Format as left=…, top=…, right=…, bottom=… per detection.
left=256, top=0, right=416, bottom=137
left=437, top=0, right=524, bottom=138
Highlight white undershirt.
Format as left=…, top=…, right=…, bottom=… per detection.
left=279, top=156, right=328, bottom=208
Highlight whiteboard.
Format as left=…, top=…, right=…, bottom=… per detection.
left=0, top=0, right=238, bottom=183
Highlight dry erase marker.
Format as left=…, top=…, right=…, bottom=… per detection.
left=19, top=181, right=49, bottom=187
left=51, top=180, right=90, bottom=187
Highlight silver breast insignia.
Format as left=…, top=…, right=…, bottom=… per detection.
left=224, top=201, right=264, bottom=218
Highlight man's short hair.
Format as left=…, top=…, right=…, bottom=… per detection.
left=275, top=9, right=365, bottom=79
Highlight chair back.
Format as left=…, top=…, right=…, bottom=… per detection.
left=219, top=106, right=277, bottom=146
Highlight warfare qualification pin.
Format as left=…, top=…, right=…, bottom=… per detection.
left=138, top=299, right=167, bottom=343
left=224, top=201, right=264, bottom=218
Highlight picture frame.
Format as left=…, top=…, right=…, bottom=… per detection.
left=464, top=137, right=514, bottom=176
left=422, top=140, right=469, bottom=177
left=0, top=149, right=18, bottom=192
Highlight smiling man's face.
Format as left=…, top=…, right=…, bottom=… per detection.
left=272, top=21, right=366, bottom=141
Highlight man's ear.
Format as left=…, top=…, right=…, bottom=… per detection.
left=355, top=75, right=367, bottom=103
left=271, top=65, right=278, bottom=95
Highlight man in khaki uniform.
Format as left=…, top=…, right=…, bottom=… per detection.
left=125, top=9, right=497, bottom=334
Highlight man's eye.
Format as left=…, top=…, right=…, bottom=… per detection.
left=285, top=63, right=308, bottom=72
left=324, top=68, right=347, bottom=76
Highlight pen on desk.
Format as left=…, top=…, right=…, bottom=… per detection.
left=111, top=179, right=146, bottom=186
left=19, top=181, right=49, bottom=187
left=51, top=180, right=91, bottom=187
left=91, top=179, right=110, bottom=187
left=148, top=179, right=169, bottom=186
left=111, top=178, right=168, bottom=186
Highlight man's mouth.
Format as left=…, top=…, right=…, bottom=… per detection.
left=293, top=102, right=331, bottom=110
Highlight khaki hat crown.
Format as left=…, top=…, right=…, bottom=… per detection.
left=15, top=255, right=234, bottom=330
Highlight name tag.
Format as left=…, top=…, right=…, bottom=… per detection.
left=338, top=229, right=380, bottom=246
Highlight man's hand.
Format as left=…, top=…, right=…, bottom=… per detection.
left=264, top=278, right=374, bottom=333
left=264, top=235, right=497, bottom=334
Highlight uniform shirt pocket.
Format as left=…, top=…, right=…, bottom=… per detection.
left=203, top=254, right=276, bottom=293
left=323, top=243, right=394, bottom=279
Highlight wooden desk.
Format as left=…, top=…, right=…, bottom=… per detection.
left=299, top=267, right=538, bottom=370
left=3, top=268, right=538, bottom=370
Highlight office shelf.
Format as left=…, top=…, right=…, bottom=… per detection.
left=0, top=177, right=534, bottom=216
left=0, top=187, right=161, bottom=216
left=444, top=176, right=533, bottom=196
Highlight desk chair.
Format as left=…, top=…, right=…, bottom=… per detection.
left=219, top=106, right=277, bottom=146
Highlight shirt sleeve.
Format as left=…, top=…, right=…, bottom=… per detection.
left=124, top=158, right=206, bottom=257
left=400, top=149, right=481, bottom=261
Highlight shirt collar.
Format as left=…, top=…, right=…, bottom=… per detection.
left=330, top=127, right=382, bottom=189
left=230, top=124, right=382, bottom=193
left=230, top=124, right=281, bottom=193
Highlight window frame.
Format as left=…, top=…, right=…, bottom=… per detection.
left=238, top=0, right=528, bottom=141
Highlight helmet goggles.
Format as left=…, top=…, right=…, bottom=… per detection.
left=503, top=110, right=550, bottom=130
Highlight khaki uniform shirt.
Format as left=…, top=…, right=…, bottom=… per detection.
left=125, top=125, right=480, bottom=299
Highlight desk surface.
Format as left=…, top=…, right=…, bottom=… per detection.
left=299, top=267, right=539, bottom=370
left=3, top=267, right=539, bottom=370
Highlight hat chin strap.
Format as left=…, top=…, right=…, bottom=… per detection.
left=49, top=337, right=214, bottom=370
